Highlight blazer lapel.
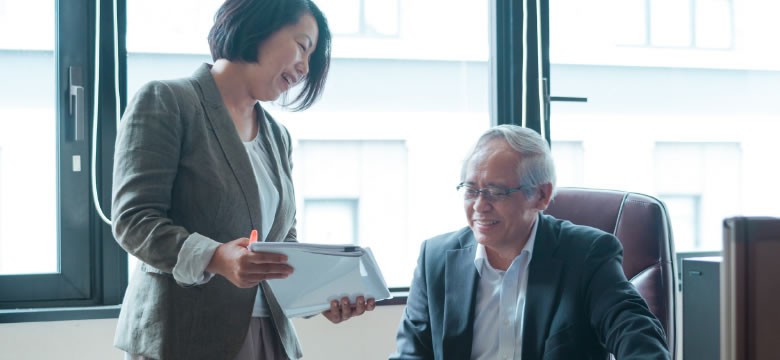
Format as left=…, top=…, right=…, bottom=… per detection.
left=522, top=214, right=563, bottom=359
left=190, top=64, right=261, bottom=232
left=443, top=234, right=479, bottom=360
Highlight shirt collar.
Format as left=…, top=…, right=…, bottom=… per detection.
left=474, top=213, right=539, bottom=276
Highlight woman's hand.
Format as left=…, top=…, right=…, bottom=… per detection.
left=322, top=296, right=377, bottom=324
left=206, top=237, right=293, bottom=288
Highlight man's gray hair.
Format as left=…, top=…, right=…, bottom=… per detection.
left=461, top=124, right=557, bottom=199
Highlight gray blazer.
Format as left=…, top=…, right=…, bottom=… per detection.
left=112, top=64, right=302, bottom=360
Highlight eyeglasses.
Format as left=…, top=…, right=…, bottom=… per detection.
left=456, top=183, right=532, bottom=203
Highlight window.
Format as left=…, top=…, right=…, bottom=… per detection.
left=317, top=0, right=400, bottom=36
left=612, top=0, right=734, bottom=49
left=658, top=194, right=701, bottom=249
left=0, top=1, right=57, bottom=276
left=303, top=199, right=359, bottom=245
left=550, top=0, right=780, bottom=253
left=0, top=0, right=125, bottom=311
left=550, top=141, right=585, bottom=187
left=654, top=142, right=741, bottom=251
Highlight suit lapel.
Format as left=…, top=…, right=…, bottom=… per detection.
left=522, top=214, right=563, bottom=359
left=443, top=234, right=479, bottom=360
left=190, top=64, right=261, bottom=232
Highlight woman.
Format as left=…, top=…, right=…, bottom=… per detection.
left=112, top=1, right=374, bottom=359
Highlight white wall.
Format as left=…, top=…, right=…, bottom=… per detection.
left=0, top=305, right=405, bottom=360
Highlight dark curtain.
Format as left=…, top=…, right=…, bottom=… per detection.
left=492, top=0, right=550, bottom=144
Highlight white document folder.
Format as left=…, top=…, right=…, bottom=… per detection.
left=249, top=242, right=392, bottom=318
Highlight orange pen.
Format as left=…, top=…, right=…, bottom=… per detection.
left=249, top=229, right=258, bottom=243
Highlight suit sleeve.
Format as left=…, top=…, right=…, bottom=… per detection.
left=584, top=234, right=670, bottom=360
left=390, top=241, right=434, bottom=360
left=111, top=81, right=219, bottom=273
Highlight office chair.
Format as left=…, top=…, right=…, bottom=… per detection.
left=722, top=216, right=780, bottom=360
left=543, top=187, right=676, bottom=359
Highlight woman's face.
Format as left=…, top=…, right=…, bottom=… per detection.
left=247, top=14, right=319, bottom=102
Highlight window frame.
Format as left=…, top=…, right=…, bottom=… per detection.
left=0, top=0, right=126, bottom=320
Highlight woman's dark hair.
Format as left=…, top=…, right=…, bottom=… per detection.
left=208, top=0, right=331, bottom=111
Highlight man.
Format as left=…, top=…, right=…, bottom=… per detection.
left=391, top=125, right=670, bottom=360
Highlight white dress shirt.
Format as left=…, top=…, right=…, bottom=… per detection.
left=171, top=129, right=279, bottom=317
left=470, top=216, right=538, bottom=360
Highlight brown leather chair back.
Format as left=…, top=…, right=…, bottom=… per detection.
left=543, top=187, right=676, bottom=358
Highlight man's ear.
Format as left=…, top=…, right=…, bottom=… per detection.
left=535, top=183, right=553, bottom=211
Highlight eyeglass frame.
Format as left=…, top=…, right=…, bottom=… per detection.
left=456, top=182, right=535, bottom=203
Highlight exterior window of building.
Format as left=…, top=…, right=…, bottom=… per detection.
left=550, top=0, right=779, bottom=254
left=303, top=199, right=359, bottom=245
left=694, top=0, right=733, bottom=48
left=654, top=142, right=741, bottom=251
left=317, top=0, right=400, bottom=36
left=612, top=0, right=733, bottom=49
left=550, top=141, right=585, bottom=188
left=658, top=194, right=701, bottom=249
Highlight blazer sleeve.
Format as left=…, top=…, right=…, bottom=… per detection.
left=390, top=241, right=434, bottom=360
left=584, top=234, right=670, bottom=360
left=112, top=81, right=218, bottom=273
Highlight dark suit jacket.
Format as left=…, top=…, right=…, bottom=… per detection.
left=391, top=213, right=670, bottom=360
left=112, top=64, right=302, bottom=359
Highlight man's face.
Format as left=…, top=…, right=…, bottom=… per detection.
left=462, top=139, right=549, bottom=253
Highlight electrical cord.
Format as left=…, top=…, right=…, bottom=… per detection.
left=90, top=0, right=120, bottom=226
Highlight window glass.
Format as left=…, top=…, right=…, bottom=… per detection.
left=658, top=195, right=700, bottom=249
left=655, top=142, right=741, bottom=251
left=550, top=0, right=780, bottom=251
left=550, top=141, right=585, bottom=188
left=0, top=0, right=57, bottom=275
left=650, top=0, right=692, bottom=47
left=364, top=0, right=400, bottom=36
left=317, top=0, right=363, bottom=35
left=303, top=199, right=358, bottom=245
left=695, top=0, right=733, bottom=48
left=126, top=0, right=490, bottom=287
left=613, top=0, right=647, bottom=46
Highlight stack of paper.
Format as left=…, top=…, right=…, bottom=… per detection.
left=249, top=242, right=392, bottom=318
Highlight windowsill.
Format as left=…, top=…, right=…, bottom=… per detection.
left=0, top=305, right=121, bottom=324
left=0, top=291, right=408, bottom=324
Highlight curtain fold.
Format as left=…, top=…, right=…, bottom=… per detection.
left=491, top=0, right=550, bottom=144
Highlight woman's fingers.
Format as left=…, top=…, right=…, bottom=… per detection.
left=240, top=262, right=294, bottom=275
left=210, top=238, right=298, bottom=288
left=340, top=297, right=353, bottom=320
left=240, top=251, right=293, bottom=275
left=324, top=300, right=342, bottom=323
left=353, top=296, right=366, bottom=316
left=322, top=296, right=377, bottom=323
left=247, top=251, right=288, bottom=264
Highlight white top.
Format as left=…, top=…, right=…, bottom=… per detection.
left=170, top=127, right=280, bottom=318
left=470, top=216, right=538, bottom=360
left=242, top=130, right=280, bottom=317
